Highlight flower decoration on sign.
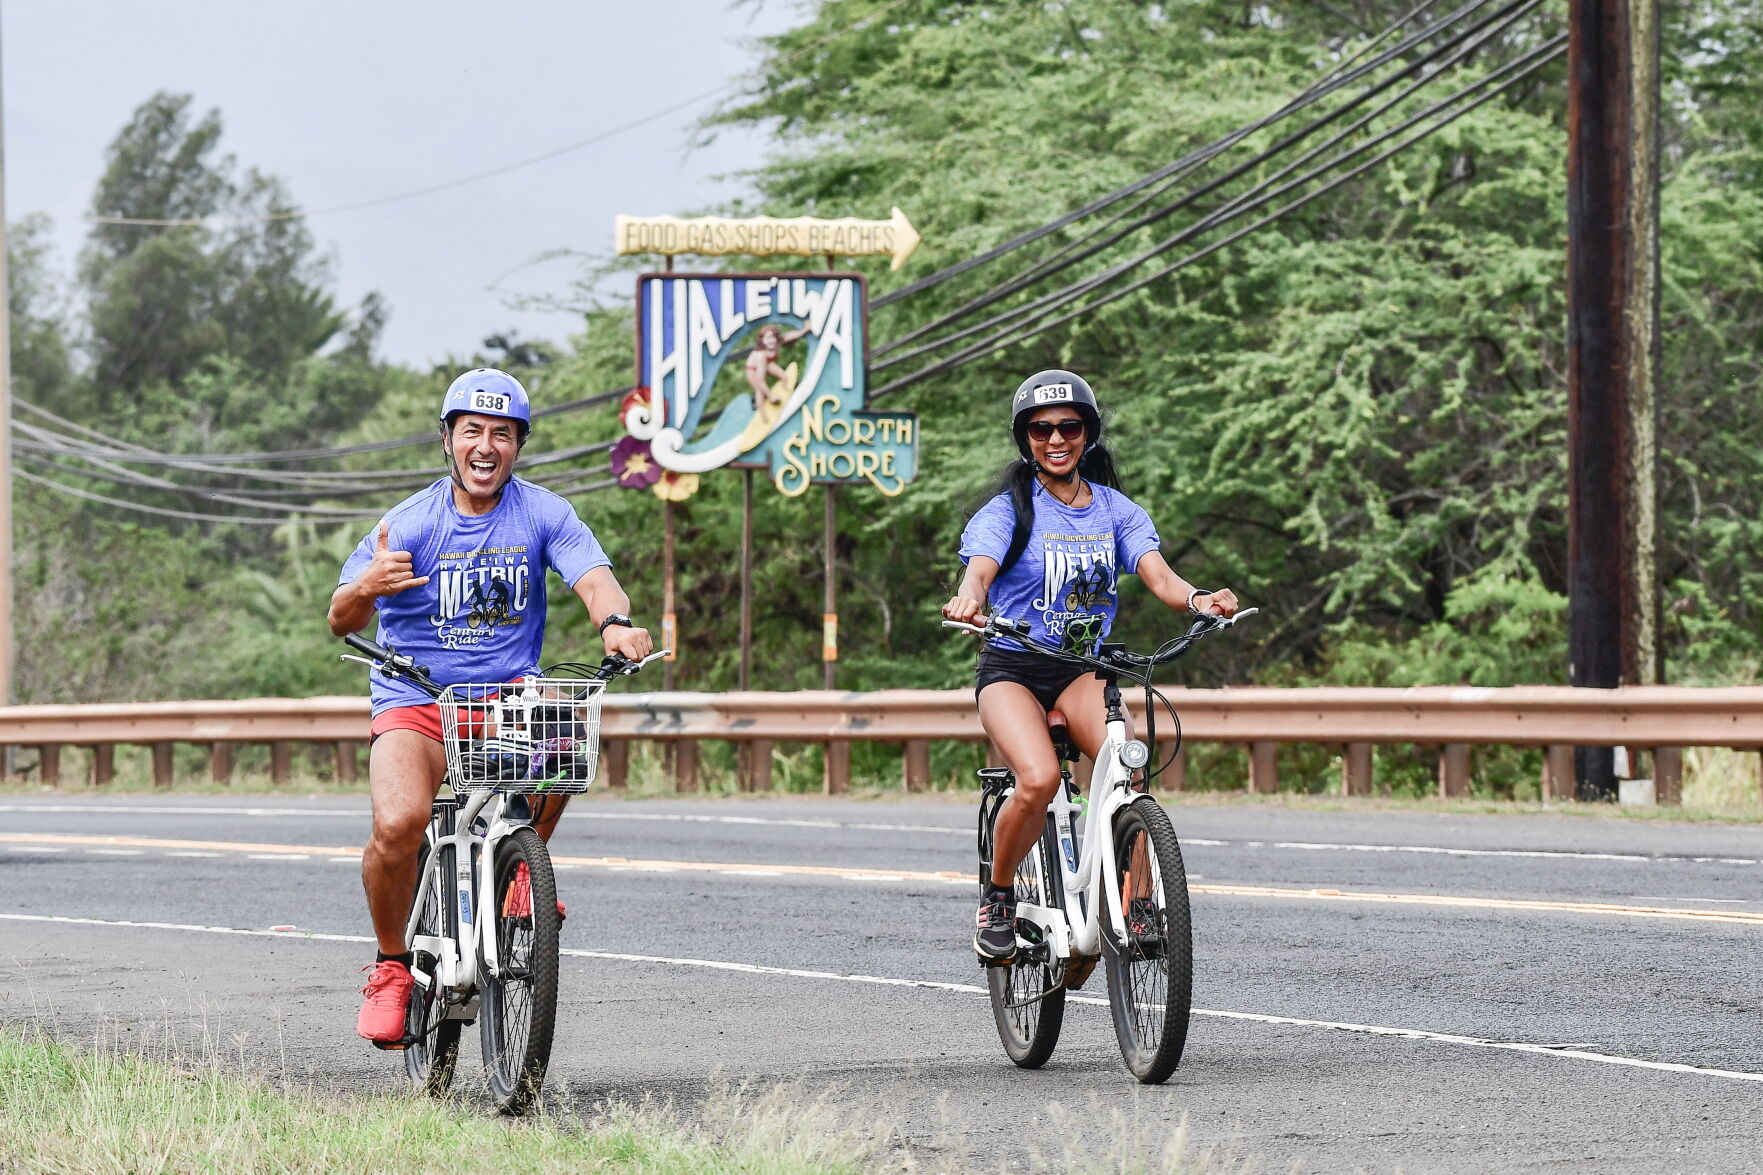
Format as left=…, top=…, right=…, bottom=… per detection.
left=610, top=435, right=662, bottom=490
left=621, top=386, right=658, bottom=434
left=652, top=470, right=700, bottom=502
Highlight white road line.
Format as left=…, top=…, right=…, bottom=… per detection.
left=86, top=849, right=142, bottom=856
left=8, top=911, right=1763, bottom=1087
left=167, top=851, right=222, bottom=858
left=7, top=845, right=64, bottom=853
left=246, top=854, right=310, bottom=862
left=9, top=802, right=1763, bottom=867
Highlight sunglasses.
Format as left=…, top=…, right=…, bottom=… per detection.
left=1025, top=418, right=1087, bottom=442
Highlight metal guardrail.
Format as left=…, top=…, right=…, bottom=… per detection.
left=3, top=686, right=1761, bottom=801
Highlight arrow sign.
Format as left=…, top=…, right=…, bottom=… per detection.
left=616, top=207, right=922, bottom=270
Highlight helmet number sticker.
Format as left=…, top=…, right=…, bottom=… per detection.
left=472, top=392, right=510, bottom=413
left=1033, top=384, right=1074, bottom=404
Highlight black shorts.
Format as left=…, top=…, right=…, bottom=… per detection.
left=974, top=645, right=1097, bottom=712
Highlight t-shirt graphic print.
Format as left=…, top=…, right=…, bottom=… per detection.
left=960, top=481, right=1160, bottom=654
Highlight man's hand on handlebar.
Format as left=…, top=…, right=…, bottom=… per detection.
left=603, top=623, right=653, bottom=662
left=941, top=594, right=986, bottom=628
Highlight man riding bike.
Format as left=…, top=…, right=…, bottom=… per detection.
left=941, top=369, right=1239, bottom=963
left=328, top=367, right=653, bottom=1044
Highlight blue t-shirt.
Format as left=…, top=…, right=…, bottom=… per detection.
left=339, top=477, right=612, bottom=714
left=959, top=482, right=1161, bottom=654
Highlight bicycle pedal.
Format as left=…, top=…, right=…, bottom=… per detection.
left=370, top=1038, right=413, bottom=1052
left=977, top=953, right=1017, bottom=969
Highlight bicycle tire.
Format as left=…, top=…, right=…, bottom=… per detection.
left=480, top=826, right=560, bottom=1115
left=986, top=813, right=1067, bottom=1068
left=1102, top=795, right=1193, bottom=1083
left=404, top=840, right=462, bottom=1094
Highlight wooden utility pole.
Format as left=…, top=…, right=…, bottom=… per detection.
left=1566, top=0, right=1661, bottom=800
left=0, top=15, right=14, bottom=727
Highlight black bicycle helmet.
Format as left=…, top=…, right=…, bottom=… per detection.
left=1010, top=369, right=1102, bottom=460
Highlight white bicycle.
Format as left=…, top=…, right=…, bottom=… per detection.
left=341, top=633, right=664, bottom=1114
left=945, top=609, right=1256, bottom=1083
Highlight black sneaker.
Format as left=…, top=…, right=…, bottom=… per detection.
left=974, top=895, right=1017, bottom=962
left=1126, top=896, right=1165, bottom=958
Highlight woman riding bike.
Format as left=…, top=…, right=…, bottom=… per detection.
left=941, top=369, right=1239, bottom=962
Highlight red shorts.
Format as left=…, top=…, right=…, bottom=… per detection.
left=369, top=701, right=497, bottom=744
left=370, top=704, right=444, bottom=743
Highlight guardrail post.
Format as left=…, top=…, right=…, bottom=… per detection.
left=824, top=740, right=851, bottom=794
left=1159, top=742, right=1185, bottom=791
left=209, top=744, right=232, bottom=785
left=92, top=745, right=114, bottom=787
left=1248, top=742, right=1277, bottom=794
left=37, top=745, right=59, bottom=786
left=152, top=743, right=174, bottom=788
left=333, top=742, right=358, bottom=784
left=1438, top=744, right=1470, bottom=798
left=676, top=742, right=700, bottom=793
left=903, top=740, right=930, bottom=792
left=601, top=739, right=628, bottom=790
left=1543, top=745, right=1574, bottom=802
left=270, top=742, right=291, bottom=785
left=1653, top=746, right=1682, bottom=805
left=1342, top=743, right=1373, bottom=796
left=745, top=740, right=773, bottom=792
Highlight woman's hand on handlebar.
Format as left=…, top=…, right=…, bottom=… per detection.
left=942, top=594, right=986, bottom=627
left=603, top=623, right=654, bottom=662
left=1190, top=587, right=1241, bottom=618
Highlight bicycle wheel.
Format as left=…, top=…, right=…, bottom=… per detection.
left=1102, top=795, right=1193, bottom=1084
left=986, top=814, right=1067, bottom=1068
left=404, top=840, right=462, bottom=1094
left=480, top=826, right=560, bottom=1115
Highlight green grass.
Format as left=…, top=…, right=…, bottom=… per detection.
left=0, top=1025, right=902, bottom=1175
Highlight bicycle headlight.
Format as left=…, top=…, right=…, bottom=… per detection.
left=1120, top=739, right=1150, bottom=770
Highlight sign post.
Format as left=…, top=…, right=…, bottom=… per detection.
left=613, top=211, right=923, bottom=710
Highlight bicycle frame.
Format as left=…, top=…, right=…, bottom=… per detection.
left=1014, top=698, right=1142, bottom=961
left=406, top=786, right=534, bottom=1013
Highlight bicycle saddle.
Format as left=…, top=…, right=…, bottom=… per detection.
left=1045, top=710, right=1078, bottom=763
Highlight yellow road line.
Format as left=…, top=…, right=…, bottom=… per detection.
left=0, top=832, right=969, bottom=885
left=9, top=831, right=1762, bottom=925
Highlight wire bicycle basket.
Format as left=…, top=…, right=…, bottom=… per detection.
left=438, top=678, right=607, bottom=794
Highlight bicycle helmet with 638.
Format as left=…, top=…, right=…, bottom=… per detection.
left=440, top=368, right=532, bottom=438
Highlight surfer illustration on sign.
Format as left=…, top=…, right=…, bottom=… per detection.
left=738, top=322, right=809, bottom=449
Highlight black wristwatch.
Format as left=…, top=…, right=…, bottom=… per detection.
left=598, top=612, right=634, bottom=635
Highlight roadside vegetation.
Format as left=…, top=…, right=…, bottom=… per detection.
left=15, top=1, right=1763, bottom=800
left=0, top=1025, right=905, bottom=1175
left=0, top=1025, right=1210, bottom=1174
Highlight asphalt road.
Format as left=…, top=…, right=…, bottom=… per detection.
left=5, top=792, right=1763, bottom=1173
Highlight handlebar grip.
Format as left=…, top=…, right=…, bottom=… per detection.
left=343, top=632, right=394, bottom=662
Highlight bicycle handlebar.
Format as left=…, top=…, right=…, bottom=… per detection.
left=338, top=635, right=668, bottom=695
left=941, top=607, right=1259, bottom=680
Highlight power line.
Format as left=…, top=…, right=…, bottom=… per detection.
left=871, top=0, right=1531, bottom=364
left=869, top=34, right=1567, bottom=400
left=86, top=0, right=916, bottom=230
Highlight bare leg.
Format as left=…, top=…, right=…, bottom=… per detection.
left=980, top=682, right=1063, bottom=888
left=1050, top=673, right=1128, bottom=780
left=529, top=794, right=568, bottom=842
left=362, top=730, right=446, bottom=955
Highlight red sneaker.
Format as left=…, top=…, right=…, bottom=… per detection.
left=502, top=861, right=566, bottom=920
left=356, top=960, right=414, bottom=1043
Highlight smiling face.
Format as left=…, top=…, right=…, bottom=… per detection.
left=757, top=325, right=783, bottom=352
left=443, top=412, right=523, bottom=512
left=1026, top=405, right=1087, bottom=479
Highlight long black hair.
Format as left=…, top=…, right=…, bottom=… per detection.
left=975, top=439, right=1125, bottom=576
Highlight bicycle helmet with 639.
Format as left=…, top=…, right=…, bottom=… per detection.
left=1011, top=369, right=1101, bottom=460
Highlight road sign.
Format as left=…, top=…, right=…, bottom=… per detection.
left=615, top=208, right=922, bottom=270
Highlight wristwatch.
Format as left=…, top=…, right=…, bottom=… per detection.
left=598, top=613, right=634, bottom=634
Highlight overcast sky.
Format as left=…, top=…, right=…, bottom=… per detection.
left=3, top=0, right=802, bottom=367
